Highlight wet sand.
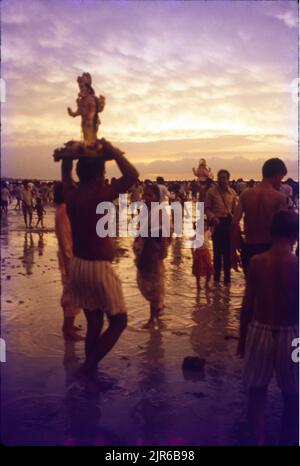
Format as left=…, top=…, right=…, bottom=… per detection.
left=1, top=207, right=283, bottom=446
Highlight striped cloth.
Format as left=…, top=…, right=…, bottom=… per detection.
left=69, top=257, right=126, bottom=316
left=243, top=320, right=299, bottom=394
left=60, top=268, right=81, bottom=318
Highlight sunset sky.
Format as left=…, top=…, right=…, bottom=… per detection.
left=1, top=0, right=298, bottom=180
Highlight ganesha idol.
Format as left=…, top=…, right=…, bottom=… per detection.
left=68, top=72, right=105, bottom=147
left=193, top=158, right=214, bottom=182
left=53, top=73, right=106, bottom=161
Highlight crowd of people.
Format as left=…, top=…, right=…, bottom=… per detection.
left=1, top=152, right=299, bottom=445
left=1, top=180, right=54, bottom=228
left=1, top=170, right=298, bottom=230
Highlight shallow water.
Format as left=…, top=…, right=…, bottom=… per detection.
left=1, top=207, right=282, bottom=446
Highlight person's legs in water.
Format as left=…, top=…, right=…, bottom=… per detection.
left=63, top=316, right=85, bottom=342
left=143, top=303, right=156, bottom=329
left=212, top=226, right=222, bottom=282
left=15, top=198, right=21, bottom=210
left=196, top=276, right=201, bottom=290
left=205, top=273, right=211, bottom=289
left=60, top=272, right=83, bottom=340
left=143, top=300, right=165, bottom=329
left=80, top=311, right=127, bottom=376
left=144, top=303, right=157, bottom=328
left=83, top=309, right=104, bottom=358
left=3, top=201, right=8, bottom=217
left=223, top=227, right=231, bottom=284
left=28, top=207, right=33, bottom=228
left=280, top=392, right=299, bottom=445
left=247, top=386, right=268, bottom=446
left=22, top=203, right=28, bottom=228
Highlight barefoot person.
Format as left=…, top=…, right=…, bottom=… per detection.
left=238, top=210, right=299, bottom=445
left=134, top=184, right=171, bottom=328
left=54, top=182, right=84, bottom=342
left=13, top=183, right=22, bottom=210
left=231, top=158, right=288, bottom=273
left=205, top=169, right=237, bottom=284
left=20, top=180, right=33, bottom=228
left=35, top=198, right=46, bottom=228
left=62, top=140, right=139, bottom=384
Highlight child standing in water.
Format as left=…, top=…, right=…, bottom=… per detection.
left=35, top=198, right=46, bottom=228
left=134, top=184, right=171, bottom=329
left=192, top=219, right=213, bottom=290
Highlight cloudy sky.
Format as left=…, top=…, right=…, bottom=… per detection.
left=1, top=0, right=298, bottom=180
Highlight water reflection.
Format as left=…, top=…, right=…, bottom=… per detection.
left=190, top=285, right=231, bottom=362
left=62, top=341, right=129, bottom=446
left=37, top=232, right=45, bottom=257
left=22, top=232, right=35, bottom=275
left=195, top=286, right=212, bottom=306
left=170, top=237, right=183, bottom=270
left=62, top=341, right=103, bottom=446
left=132, top=328, right=171, bottom=445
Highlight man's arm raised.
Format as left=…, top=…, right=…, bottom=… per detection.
left=61, top=159, right=73, bottom=185
left=102, top=139, right=139, bottom=188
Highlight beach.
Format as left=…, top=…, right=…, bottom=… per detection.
left=0, top=206, right=284, bottom=446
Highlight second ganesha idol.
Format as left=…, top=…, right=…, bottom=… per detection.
left=53, top=72, right=106, bottom=161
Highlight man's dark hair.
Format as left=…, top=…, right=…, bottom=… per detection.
left=156, top=176, right=164, bottom=185
left=270, top=210, right=298, bottom=240
left=217, top=169, right=230, bottom=179
left=76, top=157, right=105, bottom=184
left=152, top=183, right=161, bottom=200
left=144, top=179, right=153, bottom=186
left=145, top=183, right=160, bottom=200
left=53, top=182, right=64, bottom=205
left=262, top=158, right=287, bottom=179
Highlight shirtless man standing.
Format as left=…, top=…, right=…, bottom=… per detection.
left=231, top=158, right=288, bottom=273
left=62, top=139, right=139, bottom=389
left=238, top=210, right=298, bottom=445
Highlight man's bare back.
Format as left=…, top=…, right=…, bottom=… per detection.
left=239, top=183, right=287, bottom=244
left=247, top=249, right=298, bottom=326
